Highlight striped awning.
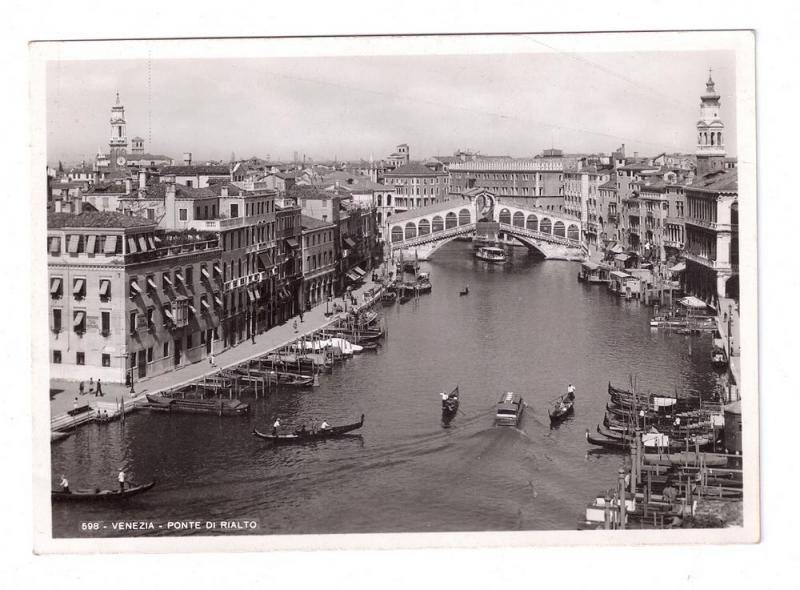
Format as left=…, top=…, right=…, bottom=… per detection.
left=86, top=235, right=97, bottom=254
left=73, top=311, right=85, bottom=327
left=352, top=266, right=366, bottom=277
left=99, top=279, right=111, bottom=296
left=49, top=277, right=62, bottom=294
left=72, top=278, right=85, bottom=294
left=104, top=235, right=118, bottom=254
left=345, top=271, right=360, bottom=282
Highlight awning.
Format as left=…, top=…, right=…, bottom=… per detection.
left=679, top=296, right=709, bottom=309
left=138, top=236, right=148, bottom=252
left=104, top=235, right=118, bottom=254
left=254, top=288, right=261, bottom=300
left=352, top=266, right=366, bottom=277
left=247, top=289, right=256, bottom=302
left=147, top=236, right=157, bottom=250
left=609, top=271, right=630, bottom=280
left=614, top=253, right=630, bottom=262
left=345, top=271, right=360, bottom=282
left=201, top=299, right=210, bottom=311
left=213, top=264, right=221, bottom=276
left=188, top=304, right=196, bottom=314
left=154, top=235, right=162, bottom=243
left=127, top=237, right=138, bottom=253
left=130, top=280, right=142, bottom=295
left=67, top=235, right=79, bottom=253
left=48, top=237, right=60, bottom=254
left=99, top=279, right=110, bottom=296
left=163, top=308, right=174, bottom=320
left=49, top=277, right=62, bottom=294
left=72, top=311, right=85, bottom=327
left=669, top=261, right=686, bottom=273
left=282, top=288, right=291, bottom=299
left=214, top=295, right=223, bottom=307
left=175, top=271, right=184, bottom=284
left=609, top=244, right=624, bottom=254
left=72, top=278, right=85, bottom=294
left=286, top=237, right=299, bottom=249
left=258, top=252, right=272, bottom=271
left=343, top=237, right=357, bottom=249
left=163, top=274, right=173, bottom=287
left=86, top=235, right=97, bottom=254
left=146, top=277, right=158, bottom=291
left=581, top=261, right=600, bottom=271
left=201, top=267, right=210, bottom=280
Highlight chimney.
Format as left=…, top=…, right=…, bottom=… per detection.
left=165, top=182, right=177, bottom=228
left=621, top=144, right=625, bottom=155
left=183, top=152, right=192, bottom=166
left=221, top=185, right=228, bottom=198
left=124, top=178, right=132, bottom=194
left=139, top=170, right=147, bottom=189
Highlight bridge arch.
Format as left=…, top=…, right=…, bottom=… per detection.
left=404, top=222, right=417, bottom=240
left=553, top=221, right=565, bottom=238
left=432, top=215, right=444, bottom=233
left=540, top=218, right=552, bottom=234
left=567, top=224, right=579, bottom=241
left=499, top=208, right=511, bottom=224
left=418, top=218, right=431, bottom=236
left=391, top=226, right=403, bottom=243
left=513, top=211, right=525, bottom=227
left=458, top=208, right=471, bottom=226
left=445, top=212, right=457, bottom=229
left=526, top=214, right=538, bottom=232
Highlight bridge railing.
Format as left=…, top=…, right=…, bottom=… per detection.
left=389, top=223, right=476, bottom=250
left=498, top=223, right=582, bottom=248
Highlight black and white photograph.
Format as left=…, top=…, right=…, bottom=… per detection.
left=29, top=31, right=758, bottom=552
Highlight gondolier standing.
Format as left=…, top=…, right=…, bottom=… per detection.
left=60, top=474, right=69, bottom=493
left=118, top=468, right=125, bottom=492
left=566, top=384, right=576, bottom=401
left=272, top=417, right=281, bottom=436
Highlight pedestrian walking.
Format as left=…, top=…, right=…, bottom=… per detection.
left=209, top=353, right=216, bottom=367
left=73, top=397, right=78, bottom=412
left=299, top=311, right=304, bottom=323
left=118, top=468, right=126, bottom=492
left=88, top=377, right=94, bottom=394
left=293, top=320, right=298, bottom=333
left=251, top=333, right=256, bottom=344
left=96, top=378, right=103, bottom=397
left=79, top=381, right=84, bottom=396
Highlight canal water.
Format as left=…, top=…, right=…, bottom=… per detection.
left=51, top=241, right=723, bottom=536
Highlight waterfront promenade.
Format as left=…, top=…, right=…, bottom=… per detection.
left=49, top=278, right=382, bottom=423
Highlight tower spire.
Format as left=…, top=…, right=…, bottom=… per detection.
left=115, top=91, right=120, bottom=105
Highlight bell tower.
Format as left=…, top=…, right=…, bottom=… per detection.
left=695, top=70, right=726, bottom=176
left=109, top=92, right=128, bottom=168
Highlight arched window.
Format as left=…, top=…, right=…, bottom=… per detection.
left=418, top=219, right=430, bottom=236
left=458, top=208, right=471, bottom=226
left=404, top=223, right=417, bottom=240
left=567, top=224, right=579, bottom=241
left=554, top=221, right=565, bottom=237
left=445, top=212, right=457, bottom=229
left=526, top=214, right=538, bottom=232
left=718, top=132, right=722, bottom=146
left=432, top=215, right=444, bottom=232
left=391, top=226, right=403, bottom=242
left=499, top=208, right=511, bottom=224
left=540, top=218, right=552, bottom=234
left=513, top=211, right=525, bottom=227
left=710, top=133, right=715, bottom=146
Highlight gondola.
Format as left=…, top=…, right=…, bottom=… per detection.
left=51, top=430, right=71, bottom=443
left=585, top=430, right=630, bottom=451
left=459, top=288, right=469, bottom=296
left=253, top=414, right=365, bottom=442
left=52, top=481, right=155, bottom=502
left=399, top=293, right=412, bottom=304
left=441, top=386, right=459, bottom=415
left=275, top=373, right=315, bottom=387
left=548, top=394, right=575, bottom=424
left=146, top=394, right=250, bottom=415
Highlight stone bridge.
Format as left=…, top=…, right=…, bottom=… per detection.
left=386, top=193, right=585, bottom=260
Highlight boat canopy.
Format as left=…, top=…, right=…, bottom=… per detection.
left=614, top=253, right=630, bottom=262
left=581, top=261, right=600, bottom=271
left=609, top=270, right=631, bottom=280
left=609, top=244, right=625, bottom=254
left=679, top=295, right=709, bottom=309
left=669, top=261, right=686, bottom=273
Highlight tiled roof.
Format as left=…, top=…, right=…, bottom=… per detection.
left=159, top=165, right=230, bottom=176
left=383, top=162, right=447, bottom=177
left=599, top=179, right=617, bottom=190
left=288, top=185, right=341, bottom=200
left=47, top=211, right=155, bottom=229
left=617, top=162, right=659, bottom=171
left=135, top=183, right=218, bottom=200
left=85, top=182, right=128, bottom=194
left=300, top=215, right=335, bottom=230
left=690, top=169, right=738, bottom=192
left=128, top=153, right=172, bottom=161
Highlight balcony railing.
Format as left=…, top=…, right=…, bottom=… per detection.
left=685, top=218, right=738, bottom=232
left=123, top=239, right=221, bottom=265
left=187, top=217, right=246, bottom=231
left=684, top=251, right=737, bottom=272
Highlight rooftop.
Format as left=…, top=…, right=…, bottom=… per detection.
left=128, top=153, right=173, bottom=161
left=690, top=169, right=738, bottom=193
left=300, top=215, right=335, bottom=231
left=47, top=211, right=156, bottom=230
left=159, top=165, right=231, bottom=176
left=449, top=158, right=563, bottom=172
left=383, top=162, right=448, bottom=177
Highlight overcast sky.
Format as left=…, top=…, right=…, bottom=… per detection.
left=46, top=49, right=736, bottom=165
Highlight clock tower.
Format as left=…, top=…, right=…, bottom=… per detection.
left=695, top=71, right=726, bottom=177
left=109, top=92, right=128, bottom=168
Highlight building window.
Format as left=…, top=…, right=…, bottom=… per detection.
left=186, top=180, right=194, bottom=188
left=146, top=307, right=154, bottom=329
left=52, top=308, right=62, bottom=333
left=101, top=311, right=110, bottom=336
left=72, top=277, right=86, bottom=300
left=185, top=266, right=193, bottom=286
left=76, top=352, right=85, bottom=366
left=230, top=203, right=239, bottom=218
left=102, top=354, right=111, bottom=367
left=186, top=333, right=193, bottom=349
left=163, top=341, right=169, bottom=358
left=53, top=350, right=61, bottom=364
left=73, top=311, right=86, bottom=334
left=129, top=311, right=137, bottom=334
left=179, top=208, right=188, bottom=221
left=147, top=347, right=153, bottom=363
left=162, top=271, right=172, bottom=291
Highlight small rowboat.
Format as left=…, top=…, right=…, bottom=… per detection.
left=442, top=386, right=460, bottom=415
left=52, top=481, right=155, bottom=502
left=51, top=430, right=71, bottom=443
left=146, top=394, right=249, bottom=415
left=459, top=287, right=469, bottom=296
left=548, top=393, right=575, bottom=424
left=253, top=414, right=365, bottom=443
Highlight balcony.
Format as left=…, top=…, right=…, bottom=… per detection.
left=685, top=219, right=738, bottom=232
left=123, top=239, right=221, bottom=265
left=187, top=217, right=246, bottom=231
left=684, top=251, right=738, bottom=272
